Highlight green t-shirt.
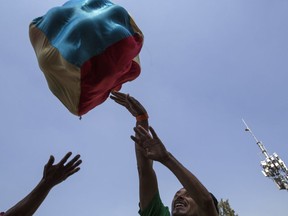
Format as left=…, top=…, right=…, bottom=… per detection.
left=138, top=192, right=170, bottom=216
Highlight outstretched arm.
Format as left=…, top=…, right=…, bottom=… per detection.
left=4, top=152, right=82, bottom=216
left=131, top=126, right=218, bottom=216
left=110, top=91, right=158, bottom=210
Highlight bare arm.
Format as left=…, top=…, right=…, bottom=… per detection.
left=110, top=91, right=158, bottom=210
left=4, top=152, right=82, bottom=216
left=131, top=126, right=218, bottom=216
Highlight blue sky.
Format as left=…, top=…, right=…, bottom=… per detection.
left=1, top=0, right=288, bottom=215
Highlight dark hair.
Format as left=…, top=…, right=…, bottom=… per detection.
left=209, top=193, right=219, bottom=214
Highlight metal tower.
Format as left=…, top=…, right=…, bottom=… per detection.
left=242, top=119, right=288, bottom=190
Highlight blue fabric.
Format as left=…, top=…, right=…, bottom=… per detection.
left=31, top=0, right=135, bottom=67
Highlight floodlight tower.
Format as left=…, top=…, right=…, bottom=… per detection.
left=242, top=119, right=288, bottom=190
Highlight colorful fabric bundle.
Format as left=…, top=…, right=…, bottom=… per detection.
left=29, top=0, right=143, bottom=116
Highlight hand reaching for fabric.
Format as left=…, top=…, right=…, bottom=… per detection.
left=131, top=126, right=170, bottom=163
left=42, top=152, right=82, bottom=187
left=110, top=91, right=148, bottom=120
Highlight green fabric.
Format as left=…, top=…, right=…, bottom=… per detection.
left=138, top=192, right=170, bottom=216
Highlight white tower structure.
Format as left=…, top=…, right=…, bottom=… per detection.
left=242, top=119, right=288, bottom=190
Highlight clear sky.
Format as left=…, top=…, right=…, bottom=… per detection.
left=1, top=0, right=288, bottom=215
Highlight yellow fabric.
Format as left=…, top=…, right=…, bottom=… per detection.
left=29, top=25, right=81, bottom=115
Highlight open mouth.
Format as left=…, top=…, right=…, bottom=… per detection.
left=174, top=200, right=187, bottom=208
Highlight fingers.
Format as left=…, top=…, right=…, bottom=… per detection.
left=149, top=126, right=159, bottom=139
left=65, top=153, right=82, bottom=177
left=130, top=135, right=139, bottom=143
left=72, top=159, right=82, bottom=168
left=110, top=91, right=145, bottom=117
left=66, top=159, right=82, bottom=176
left=58, top=152, right=72, bottom=166
left=65, top=154, right=81, bottom=168
left=132, top=126, right=152, bottom=150
left=66, top=167, right=81, bottom=178
left=134, top=125, right=151, bottom=138
left=110, top=90, right=126, bottom=99
left=59, top=153, right=82, bottom=172
left=110, top=91, right=128, bottom=102
left=68, top=156, right=82, bottom=169
left=110, top=94, right=124, bottom=102
left=110, top=96, right=127, bottom=106
left=45, top=155, right=55, bottom=169
left=110, top=91, right=131, bottom=107
left=110, top=91, right=137, bottom=104
left=127, top=95, right=137, bottom=105
left=127, top=96, right=144, bottom=111
left=131, top=136, right=148, bottom=156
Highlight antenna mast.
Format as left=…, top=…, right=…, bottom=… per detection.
left=242, top=119, right=288, bottom=190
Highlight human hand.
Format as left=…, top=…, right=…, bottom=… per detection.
left=42, top=152, right=82, bottom=187
left=131, top=126, right=170, bottom=163
left=110, top=91, right=148, bottom=119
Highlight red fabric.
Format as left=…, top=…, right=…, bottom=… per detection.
left=79, top=34, right=143, bottom=116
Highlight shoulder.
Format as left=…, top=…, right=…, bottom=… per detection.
left=138, top=192, right=170, bottom=216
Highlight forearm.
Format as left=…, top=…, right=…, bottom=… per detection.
left=135, top=119, right=159, bottom=210
left=4, top=180, right=52, bottom=216
left=135, top=119, right=150, bottom=170
left=162, top=153, right=214, bottom=210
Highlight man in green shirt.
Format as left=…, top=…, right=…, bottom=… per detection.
left=111, top=91, right=219, bottom=216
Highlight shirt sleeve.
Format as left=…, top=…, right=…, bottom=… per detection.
left=138, top=192, right=170, bottom=216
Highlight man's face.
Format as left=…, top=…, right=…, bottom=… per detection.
left=171, top=188, right=198, bottom=216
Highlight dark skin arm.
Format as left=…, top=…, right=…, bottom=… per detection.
left=4, top=152, right=82, bottom=216
left=131, top=126, right=218, bottom=216
left=110, top=91, right=158, bottom=211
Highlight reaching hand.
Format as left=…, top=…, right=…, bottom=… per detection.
left=110, top=91, right=147, bottom=118
left=131, top=126, right=170, bottom=163
left=42, top=152, right=82, bottom=187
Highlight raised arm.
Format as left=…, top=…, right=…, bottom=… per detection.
left=110, top=91, right=158, bottom=210
left=4, top=152, right=82, bottom=216
left=131, top=126, right=218, bottom=216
